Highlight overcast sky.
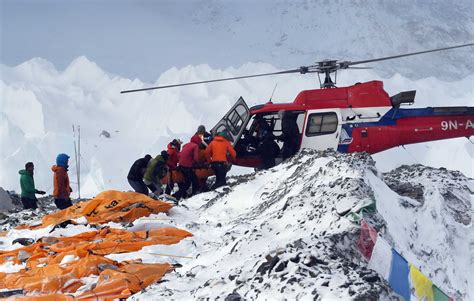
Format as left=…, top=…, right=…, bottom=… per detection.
left=1, top=0, right=473, bottom=82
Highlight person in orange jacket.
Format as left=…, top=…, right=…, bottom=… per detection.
left=205, top=132, right=236, bottom=190
left=51, top=153, right=73, bottom=210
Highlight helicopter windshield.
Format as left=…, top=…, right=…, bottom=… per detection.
left=210, top=97, right=250, bottom=144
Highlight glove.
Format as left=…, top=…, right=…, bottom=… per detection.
left=36, top=190, right=46, bottom=195
left=69, top=187, right=73, bottom=192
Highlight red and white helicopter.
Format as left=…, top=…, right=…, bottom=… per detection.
left=122, top=44, right=474, bottom=168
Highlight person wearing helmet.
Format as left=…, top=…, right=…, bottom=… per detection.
left=52, top=153, right=73, bottom=210
left=127, top=154, right=152, bottom=195
left=19, top=162, right=46, bottom=210
left=205, top=131, right=236, bottom=189
left=276, top=110, right=300, bottom=159
left=165, top=139, right=183, bottom=194
left=143, top=150, right=170, bottom=197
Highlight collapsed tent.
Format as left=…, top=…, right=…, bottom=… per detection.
left=16, top=190, right=173, bottom=229
left=0, top=190, right=193, bottom=299
left=1, top=260, right=172, bottom=300
left=0, top=227, right=192, bottom=267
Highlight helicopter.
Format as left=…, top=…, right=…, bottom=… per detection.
left=122, top=44, right=474, bottom=169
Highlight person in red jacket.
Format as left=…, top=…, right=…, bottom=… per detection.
left=52, top=153, right=73, bottom=210
left=165, top=139, right=182, bottom=194
left=205, top=132, right=236, bottom=190
left=174, top=136, right=201, bottom=200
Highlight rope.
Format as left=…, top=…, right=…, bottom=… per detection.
left=149, top=253, right=194, bottom=259
left=401, top=145, right=419, bottom=164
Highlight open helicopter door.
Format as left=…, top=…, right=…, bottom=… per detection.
left=211, top=97, right=251, bottom=145
left=300, top=109, right=342, bottom=151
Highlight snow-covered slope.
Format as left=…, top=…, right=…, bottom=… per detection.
left=114, top=150, right=471, bottom=300
left=1, top=58, right=473, bottom=197
left=0, top=151, right=471, bottom=299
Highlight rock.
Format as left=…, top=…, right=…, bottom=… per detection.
left=225, top=292, right=243, bottom=301
left=98, top=263, right=119, bottom=271
left=0, top=187, right=14, bottom=212
left=100, top=130, right=111, bottom=138
left=17, top=250, right=31, bottom=262
left=12, top=238, right=35, bottom=246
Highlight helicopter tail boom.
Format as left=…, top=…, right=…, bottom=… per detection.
left=341, top=107, right=474, bottom=154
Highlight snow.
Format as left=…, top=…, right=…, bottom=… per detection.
left=0, top=150, right=471, bottom=299
left=1, top=57, right=473, bottom=198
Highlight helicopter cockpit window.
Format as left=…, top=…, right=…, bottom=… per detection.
left=306, top=112, right=338, bottom=136
left=226, top=104, right=247, bottom=135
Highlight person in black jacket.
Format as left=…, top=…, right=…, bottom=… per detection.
left=277, top=111, right=300, bottom=159
left=127, top=154, right=152, bottom=195
left=258, top=130, right=280, bottom=169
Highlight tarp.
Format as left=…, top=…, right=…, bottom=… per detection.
left=75, top=263, right=171, bottom=300
left=0, top=190, right=192, bottom=300
left=0, top=227, right=190, bottom=296
left=1, top=262, right=172, bottom=300
left=17, top=190, right=173, bottom=230
left=1, top=227, right=192, bottom=267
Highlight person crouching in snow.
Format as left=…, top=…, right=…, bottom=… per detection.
left=205, top=131, right=236, bottom=190
left=19, top=162, right=46, bottom=210
left=143, top=151, right=169, bottom=197
left=127, top=154, right=152, bottom=195
left=52, top=153, right=73, bottom=210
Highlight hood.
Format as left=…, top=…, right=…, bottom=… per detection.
left=56, top=153, right=70, bottom=167
left=19, top=169, right=29, bottom=175
left=190, top=135, right=202, bottom=145
left=51, top=165, right=65, bottom=172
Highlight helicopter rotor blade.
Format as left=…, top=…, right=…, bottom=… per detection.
left=120, top=68, right=307, bottom=93
left=345, top=66, right=373, bottom=69
left=344, top=43, right=474, bottom=67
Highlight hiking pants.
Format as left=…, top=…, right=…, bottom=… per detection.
left=21, top=197, right=38, bottom=210
left=211, top=162, right=228, bottom=190
left=54, top=198, right=73, bottom=210
left=175, top=166, right=199, bottom=199
left=128, top=178, right=149, bottom=195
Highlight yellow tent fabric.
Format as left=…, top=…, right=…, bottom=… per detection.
left=1, top=227, right=192, bottom=267
left=0, top=227, right=190, bottom=295
left=18, top=190, right=174, bottom=229
left=0, top=190, right=191, bottom=299
left=410, top=264, right=434, bottom=301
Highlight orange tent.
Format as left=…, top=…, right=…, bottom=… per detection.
left=14, top=190, right=173, bottom=230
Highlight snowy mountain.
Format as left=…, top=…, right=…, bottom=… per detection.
left=1, top=150, right=470, bottom=299
left=186, top=1, right=474, bottom=81
left=2, top=1, right=473, bottom=82
left=125, top=150, right=473, bottom=300
left=1, top=57, right=473, bottom=197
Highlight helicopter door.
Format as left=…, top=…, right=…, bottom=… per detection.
left=300, top=109, right=342, bottom=151
left=211, top=97, right=251, bottom=145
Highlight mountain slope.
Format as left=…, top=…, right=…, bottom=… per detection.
left=123, top=150, right=472, bottom=300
